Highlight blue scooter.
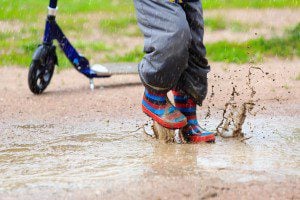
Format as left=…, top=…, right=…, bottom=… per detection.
left=28, top=0, right=133, bottom=94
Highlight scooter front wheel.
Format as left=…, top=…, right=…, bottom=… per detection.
left=28, top=45, right=57, bottom=94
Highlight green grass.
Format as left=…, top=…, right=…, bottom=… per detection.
left=202, top=0, right=299, bottom=9
left=205, top=17, right=250, bottom=32
left=75, top=41, right=111, bottom=52
left=0, top=0, right=299, bottom=68
left=59, top=17, right=88, bottom=31
left=99, top=17, right=137, bottom=33
left=1, top=0, right=298, bottom=21
left=50, top=41, right=112, bottom=70
left=1, top=23, right=298, bottom=67
left=205, top=17, right=227, bottom=31
left=107, top=46, right=144, bottom=63
left=230, top=21, right=251, bottom=32
left=282, top=84, right=290, bottom=89
left=0, top=38, right=38, bottom=66
left=206, top=23, right=300, bottom=63
left=109, top=23, right=300, bottom=63
left=0, top=0, right=134, bottom=21
left=0, top=32, right=13, bottom=40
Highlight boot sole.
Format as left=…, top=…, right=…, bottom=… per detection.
left=188, top=134, right=216, bottom=143
left=142, top=105, right=187, bottom=129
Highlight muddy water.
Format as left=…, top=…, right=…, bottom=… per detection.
left=0, top=114, right=299, bottom=194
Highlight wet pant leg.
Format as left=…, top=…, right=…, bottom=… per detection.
left=176, top=1, right=210, bottom=105
left=133, top=0, right=192, bottom=93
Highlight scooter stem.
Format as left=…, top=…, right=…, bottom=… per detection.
left=49, top=0, right=58, bottom=9
left=48, top=0, right=58, bottom=16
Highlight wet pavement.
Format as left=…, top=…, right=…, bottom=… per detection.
left=0, top=113, right=299, bottom=195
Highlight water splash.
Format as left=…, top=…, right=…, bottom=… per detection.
left=216, top=67, right=269, bottom=138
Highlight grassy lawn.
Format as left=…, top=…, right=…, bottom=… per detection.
left=0, top=0, right=134, bottom=21
left=206, top=24, right=300, bottom=63
left=205, top=17, right=251, bottom=32
left=203, top=0, right=299, bottom=9
left=108, top=23, right=300, bottom=63
left=0, top=0, right=299, bottom=68
left=1, top=0, right=299, bottom=20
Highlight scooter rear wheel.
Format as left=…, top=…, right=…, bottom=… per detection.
left=28, top=45, right=56, bottom=94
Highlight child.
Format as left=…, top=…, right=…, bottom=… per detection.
left=134, top=0, right=215, bottom=143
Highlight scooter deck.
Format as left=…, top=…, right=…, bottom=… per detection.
left=91, top=63, right=138, bottom=77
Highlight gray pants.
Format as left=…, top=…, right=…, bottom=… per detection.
left=134, top=0, right=210, bottom=105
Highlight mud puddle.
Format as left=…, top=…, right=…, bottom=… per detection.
left=0, top=114, right=299, bottom=194
left=0, top=62, right=299, bottom=198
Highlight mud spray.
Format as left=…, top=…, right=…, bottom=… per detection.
left=143, top=120, right=185, bottom=144
left=216, top=67, right=269, bottom=138
left=143, top=66, right=270, bottom=143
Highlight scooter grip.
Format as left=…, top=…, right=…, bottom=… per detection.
left=49, top=0, right=58, bottom=9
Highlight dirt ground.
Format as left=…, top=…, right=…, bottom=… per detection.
left=205, top=8, right=300, bottom=42
left=0, top=58, right=299, bottom=199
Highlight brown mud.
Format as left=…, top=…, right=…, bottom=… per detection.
left=216, top=67, right=269, bottom=138
left=143, top=120, right=187, bottom=144
left=0, top=58, right=300, bottom=199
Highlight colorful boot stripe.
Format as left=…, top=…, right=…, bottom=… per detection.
left=173, top=91, right=198, bottom=125
left=142, top=89, right=187, bottom=129
left=145, top=90, right=167, bottom=103
left=173, top=90, right=215, bottom=143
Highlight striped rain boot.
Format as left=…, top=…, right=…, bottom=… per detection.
left=172, top=90, right=215, bottom=143
left=142, top=89, right=187, bottom=129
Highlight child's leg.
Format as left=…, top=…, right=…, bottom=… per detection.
left=134, top=0, right=192, bottom=129
left=133, top=0, right=192, bottom=93
left=172, top=90, right=215, bottom=143
left=176, top=1, right=210, bottom=106
left=173, top=1, right=215, bottom=142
